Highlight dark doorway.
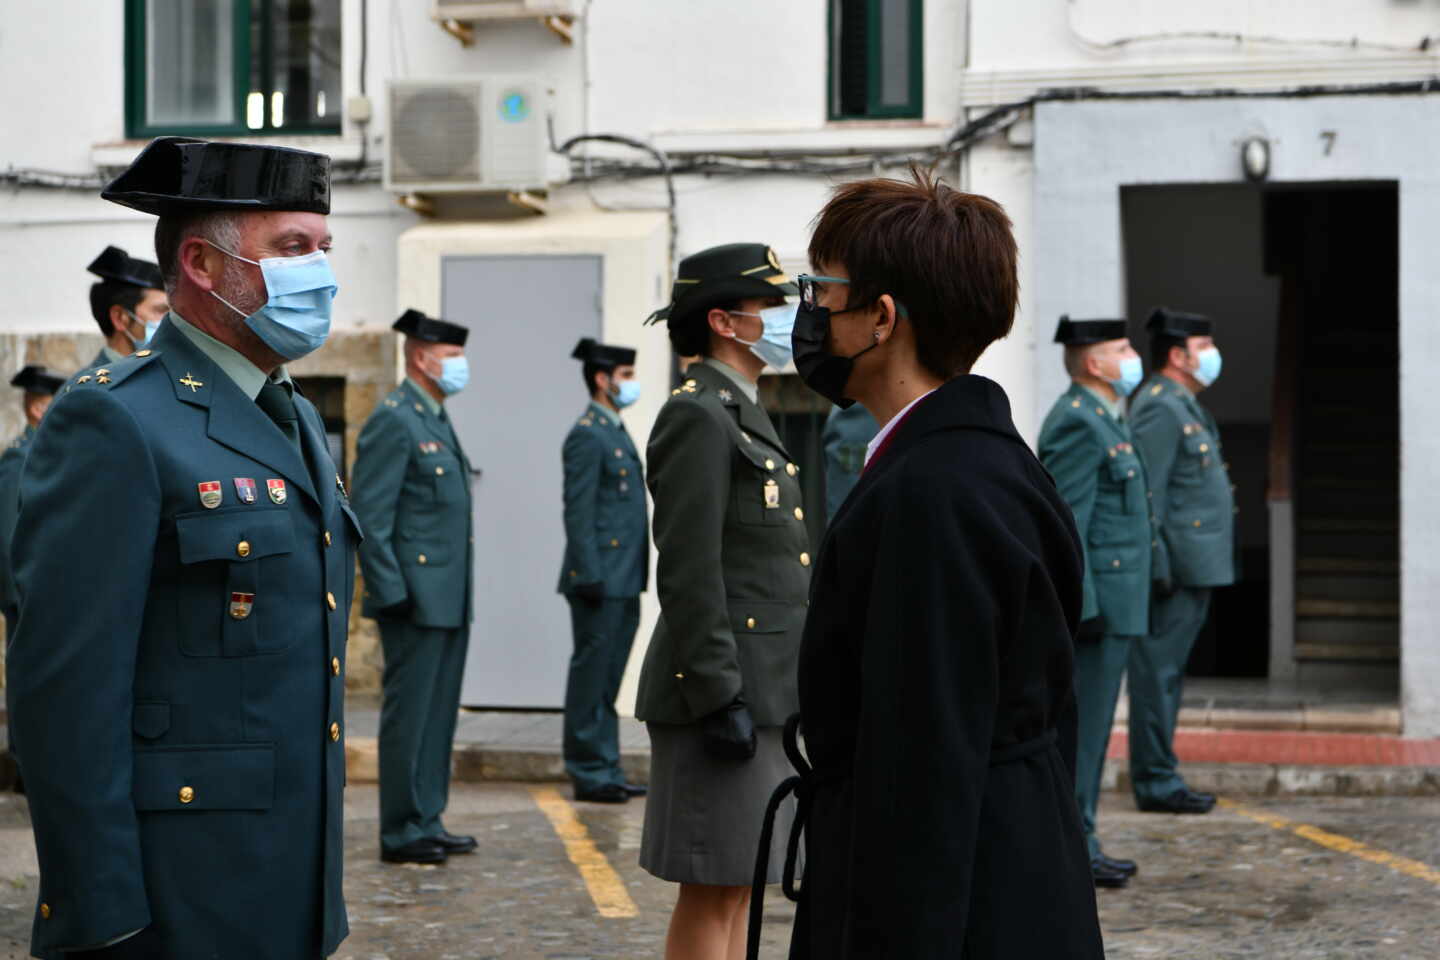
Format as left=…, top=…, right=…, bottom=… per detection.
left=1264, top=184, right=1400, bottom=686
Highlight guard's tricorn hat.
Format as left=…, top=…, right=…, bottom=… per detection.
left=101, top=137, right=331, bottom=217
left=393, top=309, right=469, bottom=346
left=1146, top=307, right=1213, bottom=339
left=1054, top=315, right=1129, bottom=346
left=571, top=338, right=636, bottom=368
left=644, top=243, right=797, bottom=327
left=10, top=366, right=66, bottom=396
left=87, top=245, right=163, bottom=290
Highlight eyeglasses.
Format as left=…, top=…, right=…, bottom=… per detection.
left=796, top=274, right=849, bottom=310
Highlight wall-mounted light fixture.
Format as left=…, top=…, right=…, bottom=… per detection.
left=1241, top=137, right=1271, bottom=182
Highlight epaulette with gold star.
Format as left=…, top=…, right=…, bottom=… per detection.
left=668, top=377, right=705, bottom=399
left=64, top=349, right=159, bottom=394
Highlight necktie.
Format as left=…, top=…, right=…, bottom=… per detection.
left=256, top=381, right=301, bottom=453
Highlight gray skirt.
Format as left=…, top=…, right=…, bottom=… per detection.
left=640, top=722, right=797, bottom=886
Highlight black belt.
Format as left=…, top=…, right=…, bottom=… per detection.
left=744, top=719, right=1058, bottom=960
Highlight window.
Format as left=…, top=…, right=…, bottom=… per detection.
left=829, top=0, right=923, bottom=120
left=125, top=0, right=342, bottom=137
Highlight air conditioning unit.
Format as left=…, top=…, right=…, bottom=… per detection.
left=433, top=0, right=582, bottom=20
left=384, top=76, right=549, bottom=194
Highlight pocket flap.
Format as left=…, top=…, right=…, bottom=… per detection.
left=176, top=510, right=294, bottom=564
left=132, top=701, right=171, bottom=740
left=132, top=743, right=275, bottom=811
left=727, top=599, right=798, bottom=636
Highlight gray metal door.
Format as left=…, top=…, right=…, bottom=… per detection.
left=442, top=254, right=602, bottom=707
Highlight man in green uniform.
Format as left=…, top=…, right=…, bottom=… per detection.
left=9, top=136, right=355, bottom=958
left=86, top=245, right=168, bottom=366
left=820, top=403, right=877, bottom=524
left=0, top=366, right=65, bottom=629
left=1128, top=307, right=1235, bottom=815
left=1037, top=316, right=1149, bottom=889
left=352, top=309, right=477, bottom=865
left=558, top=338, right=649, bottom=804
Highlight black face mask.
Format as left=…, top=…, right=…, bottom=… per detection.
left=791, top=299, right=879, bottom=409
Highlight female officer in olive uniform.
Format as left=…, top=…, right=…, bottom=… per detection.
left=636, top=244, right=811, bottom=960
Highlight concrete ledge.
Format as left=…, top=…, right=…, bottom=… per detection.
left=1100, top=758, right=1440, bottom=798
left=346, top=737, right=651, bottom=787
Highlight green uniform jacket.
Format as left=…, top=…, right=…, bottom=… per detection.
left=821, top=404, right=878, bottom=524
left=8, top=321, right=358, bottom=958
left=635, top=363, right=811, bottom=726
left=1129, top=375, right=1236, bottom=589
left=0, top=426, right=34, bottom=625
left=557, top=402, right=649, bottom=598
left=1037, top=384, right=1153, bottom=637
left=352, top=380, right=475, bottom=628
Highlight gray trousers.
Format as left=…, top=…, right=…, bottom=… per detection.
left=1128, top=587, right=1211, bottom=805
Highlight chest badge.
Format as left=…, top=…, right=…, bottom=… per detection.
left=197, top=481, right=223, bottom=510
left=234, top=477, right=257, bottom=504
left=267, top=478, right=288, bottom=505
left=229, top=592, right=255, bottom=621
left=764, top=478, right=781, bottom=509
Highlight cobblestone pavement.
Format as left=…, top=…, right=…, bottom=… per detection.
left=0, top=787, right=1434, bottom=958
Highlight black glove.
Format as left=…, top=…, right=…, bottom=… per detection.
left=699, top=699, right=757, bottom=762
left=378, top=597, right=414, bottom=620
left=1075, top=616, right=1105, bottom=643
left=574, top=582, right=605, bottom=606
left=1153, top=577, right=1176, bottom=599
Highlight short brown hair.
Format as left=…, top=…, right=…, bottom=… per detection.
left=808, top=167, right=1018, bottom=379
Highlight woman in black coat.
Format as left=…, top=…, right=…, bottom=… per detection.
left=750, top=171, right=1106, bottom=959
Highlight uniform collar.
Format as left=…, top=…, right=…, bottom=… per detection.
left=701, top=357, right=758, bottom=405
left=1075, top=382, right=1123, bottom=421
left=588, top=400, right=620, bottom=427
left=404, top=376, right=443, bottom=417
left=169, top=311, right=290, bottom=401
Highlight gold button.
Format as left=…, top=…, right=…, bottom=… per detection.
left=236, top=540, right=251, bottom=558
left=324, top=531, right=332, bottom=547
left=1112, top=559, right=1121, bottom=568
left=330, top=722, right=341, bottom=741
left=786, top=463, right=797, bottom=477
left=610, top=538, right=620, bottom=547
left=326, top=591, right=337, bottom=610
left=1108, top=449, right=1117, bottom=458
left=674, top=672, right=685, bottom=679
left=1152, top=540, right=1159, bottom=547
left=1127, top=470, right=1135, bottom=478
left=435, top=466, right=445, bottom=476
left=619, top=467, right=628, bottom=477
left=569, top=570, right=577, bottom=578
left=1193, top=520, right=1202, bottom=528
left=764, top=460, right=776, bottom=472
left=1199, top=443, right=1210, bottom=453
left=418, top=554, right=428, bottom=565
left=179, top=786, right=195, bottom=804
left=135, top=350, right=152, bottom=358
left=794, top=507, right=805, bottom=521
left=746, top=617, right=757, bottom=629
left=39, top=903, right=50, bottom=919
left=331, top=657, right=341, bottom=676
left=800, top=552, right=811, bottom=567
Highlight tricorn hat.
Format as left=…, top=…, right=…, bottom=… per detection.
left=87, top=245, right=163, bottom=290
left=1146, top=307, right=1213, bottom=339
left=393, top=309, right=469, bottom=346
left=10, top=365, right=66, bottom=396
left=571, top=337, right=636, bottom=368
left=644, top=243, right=797, bottom=327
left=1054, top=315, right=1129, bottom=346
left=101, top=137, right=331, bottom=217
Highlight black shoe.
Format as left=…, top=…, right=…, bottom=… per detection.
left=1137, top=787, right=1217, bottom=815
left=575, top=783, right=630, bottom=804
left=433, top=832, right=478, bottom=855
left=381, top=839, right=447, bottom=865
left=1091, top=858, right=1130, bottom=889
left=1095, top=852, right=1138, bottom=878
left=621, top=781, right=648, bottom=797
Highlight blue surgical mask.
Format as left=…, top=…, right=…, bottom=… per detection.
left=1110, top=355, right=1144, bottom=397
left=612, top=379, right=641, bottom=409
left=124, top=309, right=161, bottom=350
left=1194, top=347, right=1222, bottom=387
left=730, top=303, right=797, bottom=369
left=208, top=241, right=338, bottom=360
left=437, top=355, right=469, bottom=395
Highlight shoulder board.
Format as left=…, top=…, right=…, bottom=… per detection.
left=64, top=350, right=159, bottom=394
left=667, top=377, right=707, bottom=400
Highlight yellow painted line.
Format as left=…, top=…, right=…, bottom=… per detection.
left=1220, top=798, right=1440, bottom=887
left=529, top=786, right=639, bottom=918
